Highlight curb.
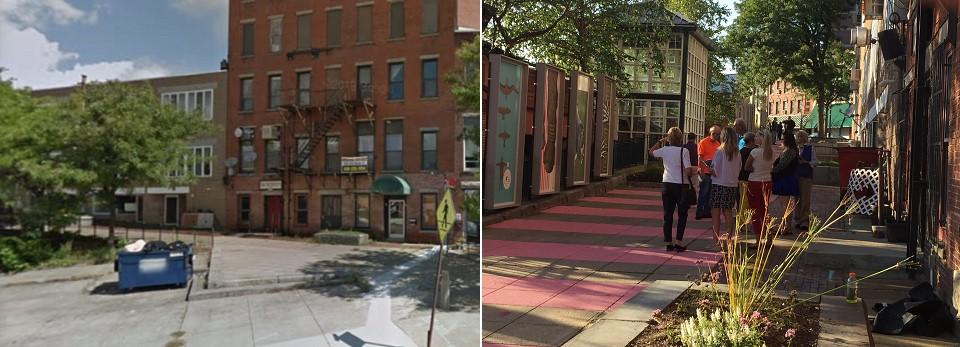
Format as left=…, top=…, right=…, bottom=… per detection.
left=1, top=272, right=111, bottom=288
left=208, top=270, right=348, bottom=289
left=188, top=274, right=357, bottom=301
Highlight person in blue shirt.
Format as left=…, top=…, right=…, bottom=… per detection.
left=734, top=118, right=748, bottom=150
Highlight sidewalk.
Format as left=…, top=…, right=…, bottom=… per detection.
left=482, top=184, right=721, bottom=346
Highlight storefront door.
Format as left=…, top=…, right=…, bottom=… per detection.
left=265, top=196, right=283, bottom=233
left=387, top=199, right=405, bottom=240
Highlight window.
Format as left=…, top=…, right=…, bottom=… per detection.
left=296, top=137, right=310, bottom=170
left=189, top=146, right=213, bottom=177
left=239, top=195, right=251, bottom=222
left=325, top=67, right=341, bottom=105
left=239, top=127, right=255, bottom=173
left=357, top=65, right=372, bottom=101
left=356, top=5, right=372, bottom=43
left=325, top=136, right=340, bottom=172
left=782, top=101, right=787, bottom=113
left=265, top=139, right=281, bottom=172
left=241, top=22, right=254, bottom=56
left=385, top=121, right=403, bottom=170
left=421, top=0, right=438, bottom=34
left=240, top=78, right=253, bottom=111
left=268, top=74, right=281, bottom=109
left=269, top=17, right=282, bottom=53
left=354, top=193, right=370, bottom=228
left=789, top=102, right=794, bottom=113
left=389, top=1, right=405, bottom=39
left=162, top=90, right=213, bottom=120
left=388, top=62, right=404, bottom=100
left=297, top=13, right=312, bottom=49
left=297, top=71, right=311, bottom=105
left=421, top=59, right=437, bottom=97
left=357, top=123, right=374, bottom=167
left=421, top=193, right=437, bottom=230
left=321, top=195, right=342, bottom=229
left=326, top=9, right=341, bottom=47
left=421, top=131, right=437, bottom=170
left=295, top=195, right=308, bottom=225
left=463, top=116, right=479, bottom=171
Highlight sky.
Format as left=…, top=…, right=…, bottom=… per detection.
left=0, top=0, right=228, bottom=90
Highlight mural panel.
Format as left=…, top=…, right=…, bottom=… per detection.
left=483, top=55, right=527, bottom=209
left=593, top=75, right=617, bottom=177
left=532, top=63, right=565, bottom=195
left=566, top=71, right=593, bottom=186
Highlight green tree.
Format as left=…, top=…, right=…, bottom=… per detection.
left=0, top=74, right=93, bottom=232
left=446, top=35, right=482, bottom=224
left=483, top=0, right=673, bottom=80
left=727, top=0, right=856, bottom=137
left=63, top=81, right=215, bottom=242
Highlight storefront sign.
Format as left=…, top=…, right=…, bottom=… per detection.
left=483, top=54, right=527, bottom=209
left=260, top=180, right=282, bottom=190
left=532, top=63, right=564, bottom=195
left=567, top=71, right=593, bottom=186
left=594, top=75, right=616, bottom=178
left=340, top=156, right=369, bottom=173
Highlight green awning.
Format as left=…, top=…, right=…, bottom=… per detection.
left=770, top=103, right=852, bottom=129
left=371, top=175, right=411, bottom=195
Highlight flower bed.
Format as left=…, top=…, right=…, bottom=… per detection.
left=628, top=288, right=820, bottom=347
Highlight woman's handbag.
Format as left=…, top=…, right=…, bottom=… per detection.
left=680, top=148, right=698, bottom=206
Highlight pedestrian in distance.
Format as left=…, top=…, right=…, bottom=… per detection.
left=696, top=126, right=722, bottom=220
left=770, top=131, right=801, bottom=235
left=744, top=130, right=775, bottom=248
left=710, top=127, right=741, bottom=247
left=649, top=127, right=696, bottom=252
left=734, top=118, right=748, bottom=150
left=684, top=132, right=701, bottom=193
left=795, top=130, right=817, bottom=231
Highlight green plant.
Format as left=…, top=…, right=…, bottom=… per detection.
left=679, top=308, right=766, bottom=347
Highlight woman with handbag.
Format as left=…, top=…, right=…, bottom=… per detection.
left=770, top=132, right=801, bottom=235
left=649, top=127, right=697, bottom=252
left=744, top=130, right=775, bottom=248
left=710, top=127, right=741, bottom=247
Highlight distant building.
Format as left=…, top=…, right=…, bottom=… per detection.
left=615, top=13, right=714, bottom=166
left=32, top=72, right=228, bottom=228
left=222, top=0, right=479, bottom=242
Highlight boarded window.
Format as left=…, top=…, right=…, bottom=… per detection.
left=356, top=5, right=372, bottom=43
left=326, top=10, right=341, bottom=47
left=297, top=14, right=312, bottom=49
left=389, top=2, right=405, bottom=39
left=421, top=193, right=437, bottom=230
left=241, top=22, right=254, bottom=55
left=421, top=0, right=438, bottom=34
left=325, top=67, right=341, bottom=105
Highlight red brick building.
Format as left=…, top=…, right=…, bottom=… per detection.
left=223, top=0, right=479, bottom=243
left=765, top=79, right=814, bottom=123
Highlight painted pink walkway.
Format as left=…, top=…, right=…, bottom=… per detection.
left=484, top=239, right=721, bottom=266
left=607, top=189, right=661, bottom=197
left=486, top=219, right=632, bottom=235
left=543, top=205, right=664, bottom=219
left=580, top=196, right=662, bottom=206
left=482, top=273, right=648, bottom=311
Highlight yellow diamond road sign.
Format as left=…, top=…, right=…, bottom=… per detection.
left=437, top=189, right=456, bottom=243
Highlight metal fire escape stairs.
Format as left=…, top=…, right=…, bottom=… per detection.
left=278, top=88, right=375, bottom=173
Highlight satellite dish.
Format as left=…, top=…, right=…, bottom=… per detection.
left=234, top=128, right=244, bottom=138
left=224, top=157, right=238, bottom=168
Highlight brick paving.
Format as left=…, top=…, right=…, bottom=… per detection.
left=481, top=185, right=720, bottom=346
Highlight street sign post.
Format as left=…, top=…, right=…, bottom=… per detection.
left=427, top=188, right=456, bottom=347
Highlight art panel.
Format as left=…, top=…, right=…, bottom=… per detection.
left=483, top=55, right=528, bottom=209
left=593, top=75, right=616, bottom=178
left=532, top=63, right=565, bottom=195
left=566, top=71, right=593, bottom=186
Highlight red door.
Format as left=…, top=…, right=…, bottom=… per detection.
left=265, top=196, right=283, bottom=233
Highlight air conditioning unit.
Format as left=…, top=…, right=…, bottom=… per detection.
left=863, top=0, right=884, bottom=19
left=851, top=27, right=873, bottom=46
left=261, top=125, right=280, bottom=139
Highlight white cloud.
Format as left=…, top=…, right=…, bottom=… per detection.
left=0, top=1, right=171, bottom=89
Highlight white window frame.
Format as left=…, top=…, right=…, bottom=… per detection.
left=161, top=89, right=215, bottom=121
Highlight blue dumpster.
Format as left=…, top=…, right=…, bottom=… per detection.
left=116, top=244, right=193, bottom=291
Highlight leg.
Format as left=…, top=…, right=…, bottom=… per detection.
left=724, top=208, right=735, bottom=237
left=711, top=207, right=721, bottom=241
left=798, top=178, right=812, bottom=228
left=676, top=196, right=689, bottom=243
left=747, top=181, right=764, bottom=242
left=662, top=184, right=677, bottom=243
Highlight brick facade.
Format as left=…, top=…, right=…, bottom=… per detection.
left=223, top=0, right=479, bottom=243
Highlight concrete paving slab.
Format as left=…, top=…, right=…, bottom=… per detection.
left=604, top=280, right=690, bottom=322
left=483, top=304, right=535, bottom=322
left=485, top=322, right=582, bottom=347
left=514, top=307, right=601, bottom=327
left=561, top=320, right=649, bottom=347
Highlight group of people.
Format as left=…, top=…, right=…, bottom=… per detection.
left=767, top=118, right=797, bottom=142
left=648, top=119, right=818, bottom=251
